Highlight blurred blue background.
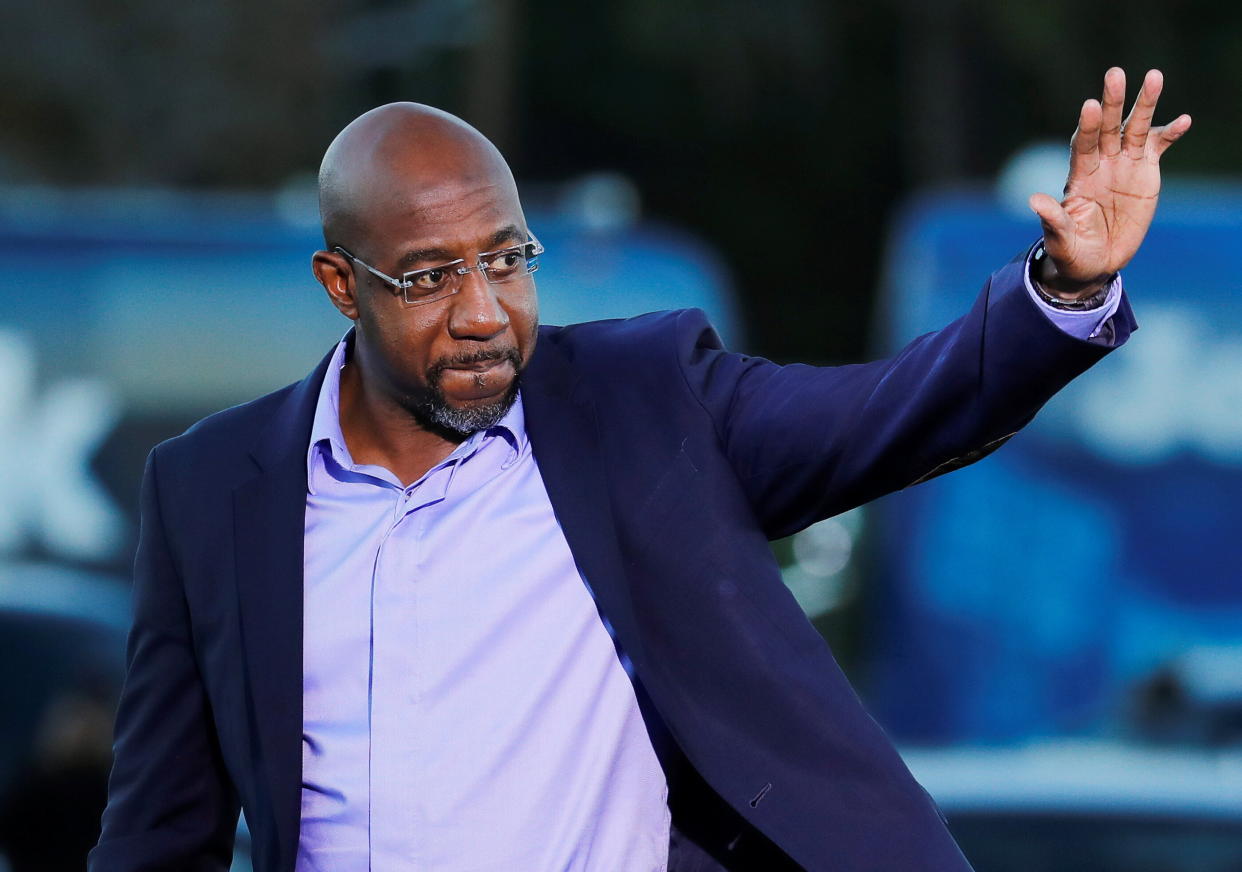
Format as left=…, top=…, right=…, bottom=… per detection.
left=871, top=181, right=1242, bottom=745
left=1, top=0, right=1240, bottom=869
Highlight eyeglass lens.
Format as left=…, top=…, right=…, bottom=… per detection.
left=403, top=245, right=538, bottom=304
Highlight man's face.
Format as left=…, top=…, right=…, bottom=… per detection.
left=344, top=171, right=539, bottom=436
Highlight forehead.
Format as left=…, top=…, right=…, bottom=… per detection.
left=363, top=170, right=526, bottom=262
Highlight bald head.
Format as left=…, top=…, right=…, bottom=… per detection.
left=318, top=103, right=519, bottom=252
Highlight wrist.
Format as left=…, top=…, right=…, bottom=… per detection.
left=1032, top=242, right=1115, bottom=309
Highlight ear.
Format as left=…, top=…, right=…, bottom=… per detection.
left=312, top=249, right=359, bottom=320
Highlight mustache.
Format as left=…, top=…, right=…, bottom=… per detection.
left=428, top=346, right=523, bottom=377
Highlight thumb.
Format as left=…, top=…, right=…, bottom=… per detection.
left=1028, top=192, right=1075, bottom=249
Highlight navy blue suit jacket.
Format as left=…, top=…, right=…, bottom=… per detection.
left=91, top=255, right=1134, bottom=871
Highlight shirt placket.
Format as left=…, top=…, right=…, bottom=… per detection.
left=367, top=454, right=464, bottom=868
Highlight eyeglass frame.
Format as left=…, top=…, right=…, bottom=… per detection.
left=333, top=233, right=544, bottom=306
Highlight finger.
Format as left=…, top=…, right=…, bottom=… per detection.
left=1122, top=69, right=1163, bottom=157
left=1069, top=98, right=1102, bottom=183
left=1028, top=192, right=1076, bottom=250
left=1099, top=66, right=1126, bottom=157
left=1149, top=114, right=1193, bottom=159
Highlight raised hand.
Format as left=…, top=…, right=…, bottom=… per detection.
left=1029, top=67, right=1192, bottom=298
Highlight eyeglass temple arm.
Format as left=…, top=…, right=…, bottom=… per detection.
left=333, top=246, right=410, bottom=288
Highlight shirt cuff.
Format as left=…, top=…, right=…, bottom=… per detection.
left=1022, top=241, right=1123, bottom=341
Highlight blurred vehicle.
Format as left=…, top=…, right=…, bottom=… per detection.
left=0, top=563, right=252, bottom=870
left=0, top=564, right=124, bottom=870
left=903, top=740, right=1242, bottom=872
left=0, top=564, right=127, bottom=786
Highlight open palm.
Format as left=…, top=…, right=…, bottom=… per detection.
left=1030, top=68, right=1192, bottom=290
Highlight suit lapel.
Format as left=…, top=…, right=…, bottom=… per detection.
left=521, top=334, right=685, bottom=775
left=520, top=335, right=645, bottom=670
left=233, top=344, right=335, bottom=871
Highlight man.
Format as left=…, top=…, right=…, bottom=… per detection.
left=92, top=68, right=1189, bottom=871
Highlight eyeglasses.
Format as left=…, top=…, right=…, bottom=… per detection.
left=335, top=234, right=544, bottom=305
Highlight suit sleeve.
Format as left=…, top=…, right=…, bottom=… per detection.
left=675, top=253, right=1136, bottom=540
left=89, top=448, right=239, bottom=871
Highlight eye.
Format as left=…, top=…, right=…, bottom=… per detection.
left=412, top=268, right=448, bottom=291
left=486, top=249, right=525, bottom=278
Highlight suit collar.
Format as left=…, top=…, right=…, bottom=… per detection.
left=305, top=335, right=351, bottom=492
left=249, top=332, right=344, bottom=473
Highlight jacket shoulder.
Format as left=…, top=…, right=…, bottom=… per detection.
left=149, top=381, right=300, bottom=475
left=540, top=308, right=725, bottom=372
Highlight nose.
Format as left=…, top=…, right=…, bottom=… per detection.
left=446, top=268, right=509, bottom=341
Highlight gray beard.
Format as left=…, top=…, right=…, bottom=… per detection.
left=408, top=376, right=520, bottom=438
left=402, top=347, right=524, bottom=438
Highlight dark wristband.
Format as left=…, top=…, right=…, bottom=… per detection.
left=1031, top=243, right=1115, bottom=311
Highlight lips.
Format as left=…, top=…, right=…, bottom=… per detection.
left=447, top=358, right=507, bottom=373
left=438, top=357, right=516, bottom=401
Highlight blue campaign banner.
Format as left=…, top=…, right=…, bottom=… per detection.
left=868, top=186, right=1242, bottom=744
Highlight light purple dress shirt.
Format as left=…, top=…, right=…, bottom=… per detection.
left=298, top=339, right=670, bottom=872
left=295, top=254, right=1119, bottom=871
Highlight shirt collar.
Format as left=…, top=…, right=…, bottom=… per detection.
left=306, top=334, right=352, bottom=494
left=306, top=335, right=528, bottom=494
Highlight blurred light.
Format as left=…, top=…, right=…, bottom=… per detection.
left=903, top=739, right=1242, bottom=815
left=793, top=515, right=854, bottom=577
left=1176, top=647, right=1242, bottom=706
left=557, top=172, right=641, bottom=234
left=996, top=141, right=1068, bottom=217
left=783, top=509, right=862, bottom=617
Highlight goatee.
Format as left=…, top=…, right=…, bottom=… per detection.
left=404, top=347, right=524, bottom=438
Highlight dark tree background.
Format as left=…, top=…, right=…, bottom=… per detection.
left=0, top=0, right=1229, bottom=362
